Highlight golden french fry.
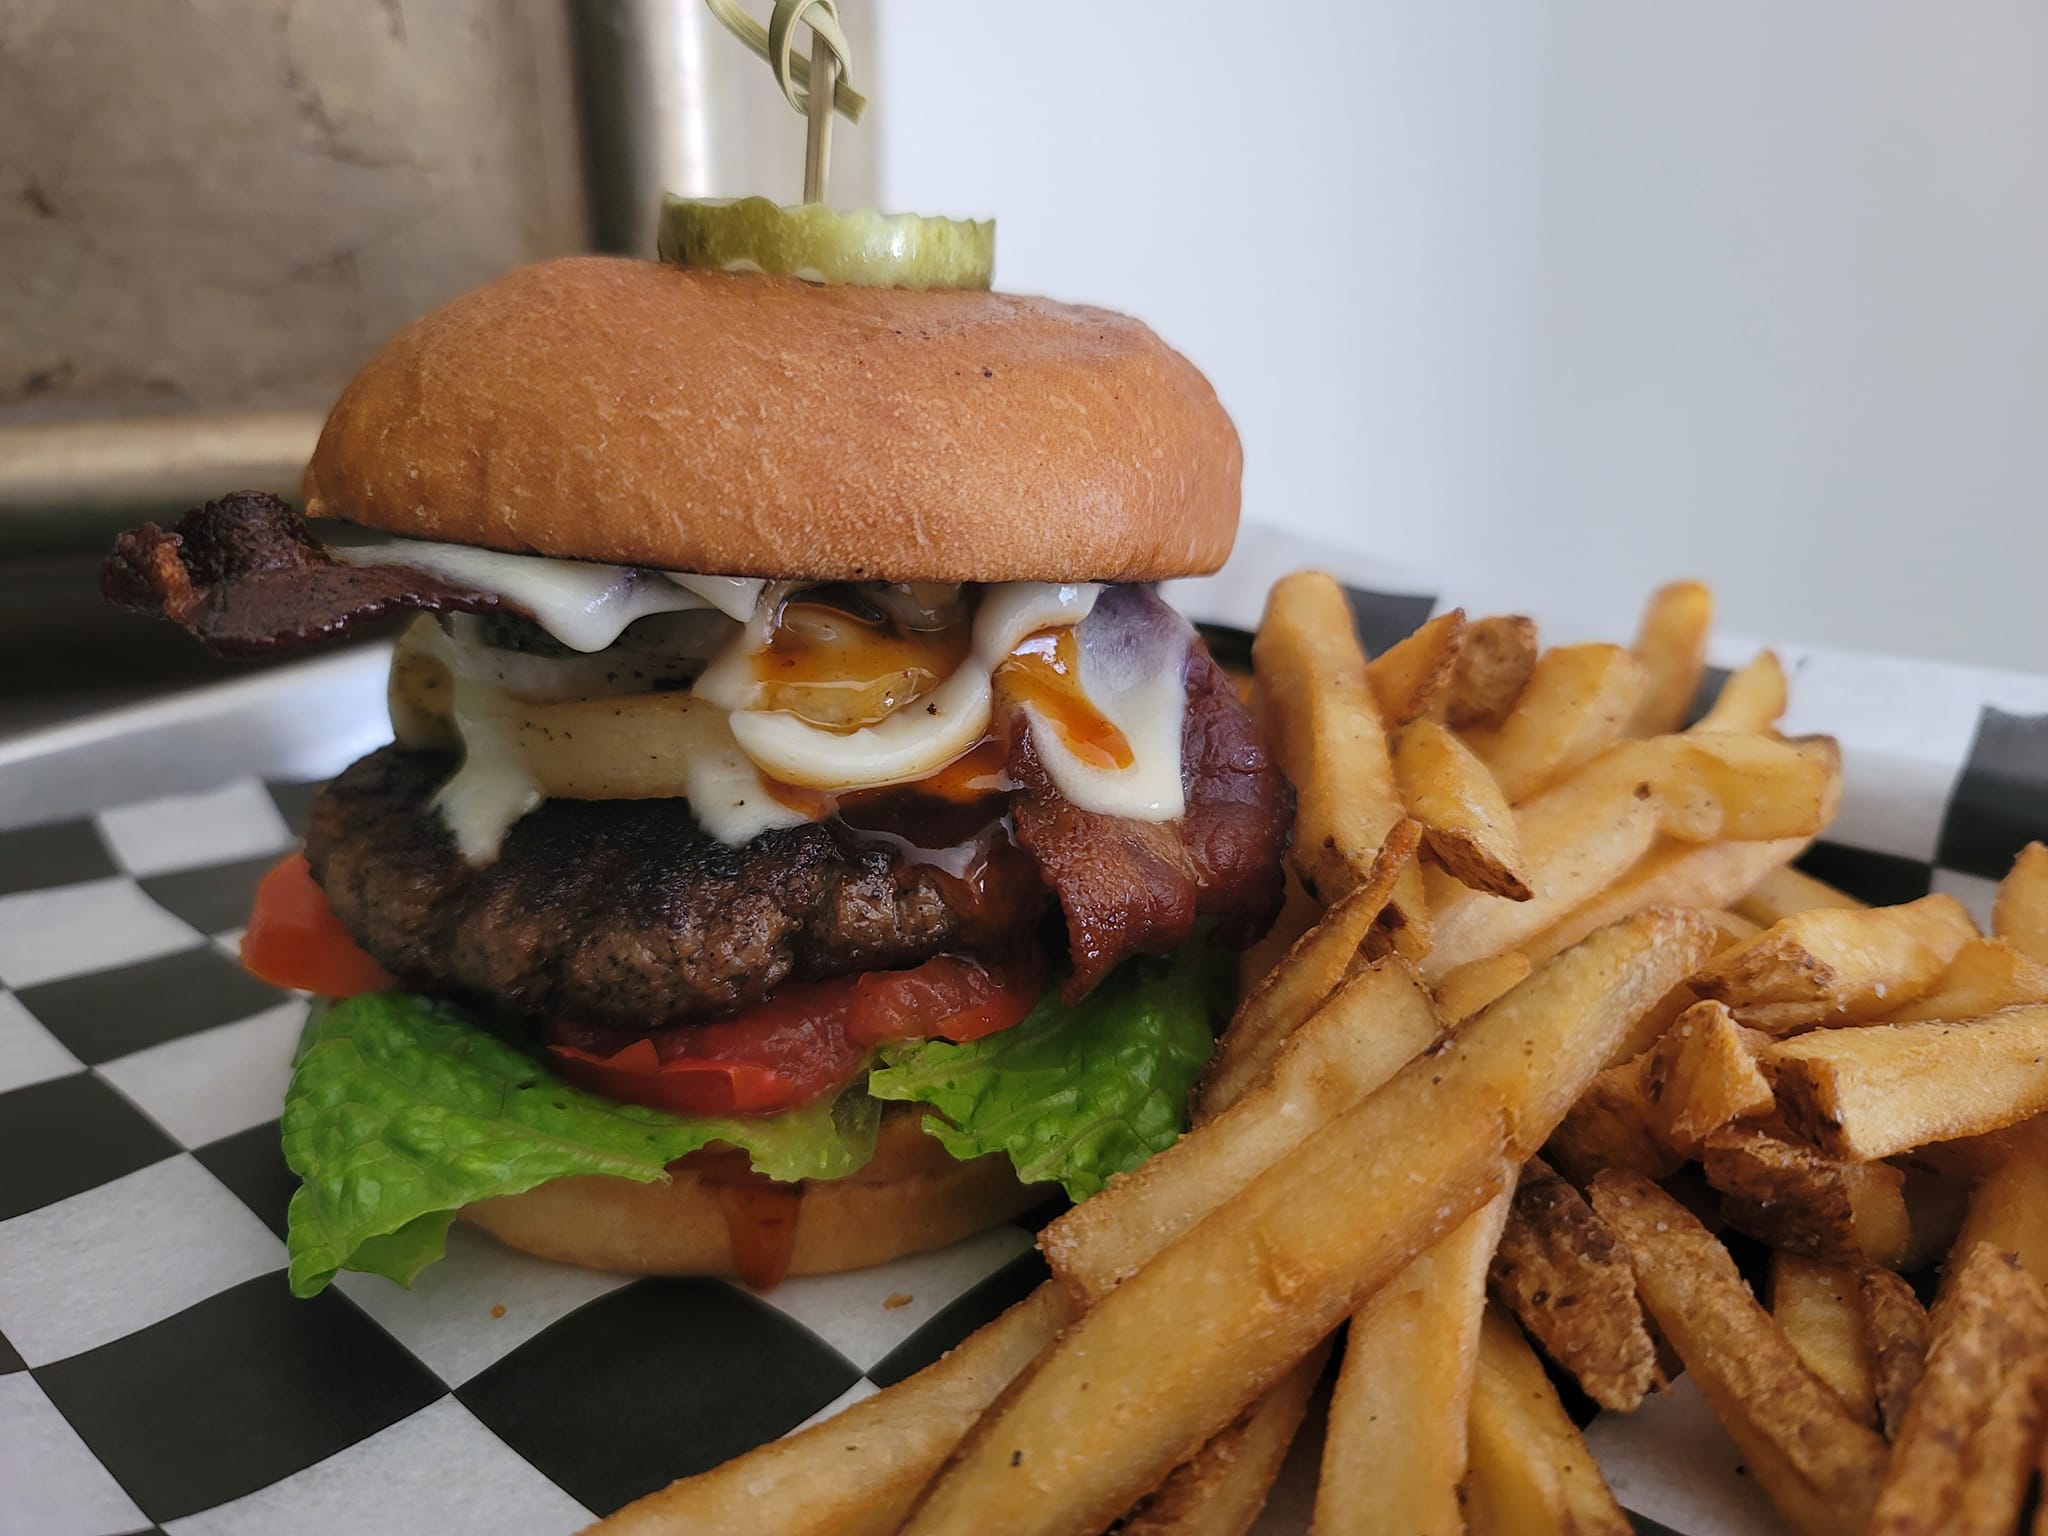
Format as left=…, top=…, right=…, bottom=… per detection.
left=1391, top=717, right=1531, bottom=899
left=1462, top=1306, right=1634, bottom=1536
left=1770, top=1253, right=1877, bottom=1427
left=1235, top=868, right=1317, bottom=1001
left=1950, top=1116, right=2048, bottom=1297
left=1546, top=1053, right=1684, bottom=1187
left=1690, top=894, right=1979, bottom=1032
left=1860, top=1268, right=1930, bottom=1441
left=1641, top=999, right=1773, bottom=1155
left=1487, top=1159, right=1662, bottom=1412
left=1043, top=956, right=1442, bottom=1304
left=1462, top=643, right=1645, bottom=804
left=906, top=913, right=1718, bottom=1536
left=1994, top=841, right=2048, bottom=967
left=1434, top=951, right=1532, bottom=1025
left=1366, top=607, right=1466, bottom=727
left=1625, top=580, right=1713, bottom=737
left=1591, top=1171, right=1889, bottom=1536
left=1702, top=1125, right=1911, bottom=1268
left=1879, top=936, right=2048, bottom=1023
left=1734, top=863, right=1867, bottom=928
left=1691, top=649, right=1788, bottom=735
left=1317, top=1193, right=1512, bottom=1536
left=1870, top=1242, right=2048, bottom=1536
left=1116, top=1341, right=1330, bottom=1536
left=1436, top=613, right=1539, bottom=730
left=1766, top=1006, right=2048, bottom=1160
left=1254, top=571, right=1430, bottom=956
left=589, top=1281, right=1075, bottom=1536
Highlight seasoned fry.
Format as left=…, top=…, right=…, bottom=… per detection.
left=1462, top=1306, right=1633, bottom=1536
left=1463, top=643, right=1645, bottom=805
left=1434, top=951, right=1532, bottom=1025
left=1994, top=840, right=2048, bottom=967
left=1870, top=1242, right=2048, bottom=1536
left=907, top=913, right=1717, bottom=1536
left=1641, top=999, right=1773, bottom=1155
left=1625, top=579, right=1713, bottom=737
left=1044, top=957, right=1441, bottom=1304
left=1391, top=717, right=1531, bottom=899
left=1118, top=1341, right=1330, bottom=1536
left=1437, top=613, right=1538, bottom=730
left=1254, top=571, right=1429, bottom=954
left=1546, top=1053, right=1683, bottom=1187
left=1702, top=1125, right=1911, bottom=1267
left=591, top=1281, right=1075, bottom=1536
left=1590, top=1171, right=1889, bottom=1536
left=1200, top=874, right=1392, bottom=1115
left=1767, top=1006, right=2048, bottom=1160
left=1690, top=894, right=1979, bottom=1032
left=1734, top=863, right=1867, bottom=928
left=1770, top=1254, right=1877, bottom=1427
left=1366, top=607, right=1466, bottom=727
left=1860, top=1268, right=1930, bottom=1440
left=1879, top=935, right=2048, bottom=1023
left=1690, top=648, right=1788, bottom=735
left=1316, top=1193, right=1512, bottom=1535
left=1487, top=1159, right=1662, bottom=1411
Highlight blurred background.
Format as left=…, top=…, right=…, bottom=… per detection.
left=5, top=0, right=2045, bottom=738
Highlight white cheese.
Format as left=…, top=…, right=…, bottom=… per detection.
left=1023, top=594, right=1191, bottom=820
left=432, top=677, right=544, bottom=864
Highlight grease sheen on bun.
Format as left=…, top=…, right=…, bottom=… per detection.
left=303, top=256, right=1242, bottom=582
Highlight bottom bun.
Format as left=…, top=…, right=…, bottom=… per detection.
left=459, top=1109, right=1045, bottom=1279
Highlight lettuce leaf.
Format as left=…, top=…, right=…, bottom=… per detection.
left=280, top=993, right=879, bottom=1297
left=867, top=948, right=1225, bottom=1201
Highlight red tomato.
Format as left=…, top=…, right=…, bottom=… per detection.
left=241, top=852, right=397, bottom=997
left=844, top=952, right=1042, bottom=1045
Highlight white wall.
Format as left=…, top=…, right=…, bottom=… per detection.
left=872, top=3, right=2048, bottom=670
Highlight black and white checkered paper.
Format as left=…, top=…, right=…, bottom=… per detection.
left=5, top=536, right=2046, bottom=1536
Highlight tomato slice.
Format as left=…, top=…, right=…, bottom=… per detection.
left=241, top=852, right=397, bottom=997
left=844, top=952, right=1042, bottom=1045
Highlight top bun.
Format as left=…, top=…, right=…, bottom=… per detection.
left=303, top=257, right=1241, bottom=583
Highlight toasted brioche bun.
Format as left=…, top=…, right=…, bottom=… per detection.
left=303, top=256, right=1240, bottom=583
left=458, top=1107, right=1044, bottom=1279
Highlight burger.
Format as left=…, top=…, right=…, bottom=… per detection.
left=101, top=249, right=1291, bottom=1297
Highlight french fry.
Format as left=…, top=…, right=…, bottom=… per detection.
left=1316, top=1192, right=1512, bottom=1535
left=1860, top=1268, right=1930, bottom=1440
left=1948, top=1114, right=2048, bottom=1299
left=1461, top=1306, right=1633, bottom=1536
left=1625, top=579, right=1712, bottom=738
left=905, top=913, right=1718, bottom=1536
left=1767, top=1006, right=2048, bottom=1160
left=1690, top=649, right=1788, bottom=735
left=1044, top=957, right=1442, bottom=1304
left=1462, top=643, right=1645, bottom=805
left=1434, top=951, right=1532, bottom=1025
left=590, top=1280, right=1075, bottom=1536
left=1641, top=999, right=1773, bottom=1155
left=1235, top=868, right=1316, bottom=1000
left=1702, top=1125, right=1911, bottom=1267
left=1199, top=874, right=1393, bottom=1115
left=1366, top=607, right=1466, bottom=727
left=1436, top=613, right=1538, bottom=730
left=1117, top=1341, right=1330, bottom=1536
left=1870, top=1242, right=2048, bottom=1536
left=1878, top=935, right=2048, bottom=1023
left=1546, top=1054, right=1683, bottom=1187
left=1390, top=717, right=1531, bottom=899
left=1254, top=571, right=1430, bottom=954
left=1590, top=1171, right=1890, bottom=1536
left=1770, top=1253, right=1877, bottom=1426
left=1487, top=1159, right=1662, bottom=1411
left=1994, top=840, right=2048, bottom=967
left=1734, top=863, right=1867, bottom=928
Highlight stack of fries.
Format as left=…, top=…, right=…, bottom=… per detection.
left=590, top=576, right=2048, bottom=1536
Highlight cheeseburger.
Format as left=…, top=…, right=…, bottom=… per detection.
left=102, top=251, right=1291, bottom=1295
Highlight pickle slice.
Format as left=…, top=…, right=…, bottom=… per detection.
left=657, top=196, right=994, bottom=291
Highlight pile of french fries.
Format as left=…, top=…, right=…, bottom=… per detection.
left=590, top=576, right=2048, bottom=1536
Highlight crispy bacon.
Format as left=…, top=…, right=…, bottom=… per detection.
left=101, top=492, right=508, bottom=656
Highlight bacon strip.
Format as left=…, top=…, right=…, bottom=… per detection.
left=101, top=492, right=509, bottom=656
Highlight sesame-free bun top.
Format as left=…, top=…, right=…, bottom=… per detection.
left=302, top=256, right=1242, bottom=582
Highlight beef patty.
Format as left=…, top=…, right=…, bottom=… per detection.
left=306, top=747, right=1043, bottom=1030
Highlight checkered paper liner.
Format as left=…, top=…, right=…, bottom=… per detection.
left=4, top=533, right=2046, bottom=1536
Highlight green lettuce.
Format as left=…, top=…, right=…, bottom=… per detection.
left=867, top=948, right=1225, bottom=1201
left=281, top=993, right=879, bottom=1297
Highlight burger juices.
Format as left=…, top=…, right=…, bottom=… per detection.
left=102, top=244, right=1291, bottom=1296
